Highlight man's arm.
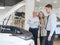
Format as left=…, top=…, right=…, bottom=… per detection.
left=34, top=18, right=39, bottom=26
left=27, top=18, right=34, bottom=24
left=50, top=14, right=56, bottom=37
left=48, top=14, right=56, bottom=41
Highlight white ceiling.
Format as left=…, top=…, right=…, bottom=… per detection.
left=0, top=7, right=12, bottom=15
left=0, top=0, right=60, bottom=14
left=36, top=0, right=60, bottom=9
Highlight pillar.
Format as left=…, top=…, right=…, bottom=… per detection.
left=25, top=0, right=35, bottom=30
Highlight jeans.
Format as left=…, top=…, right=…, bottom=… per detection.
left=45, top=31, right=55, bottom=45
left=40, top=36, right=46, bottom=45
left=29, top=28, right=38, bottom=45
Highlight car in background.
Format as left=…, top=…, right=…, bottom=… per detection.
left=55, top=17, right=60, bottom=38
left=56, top=22, right=60, bottom=35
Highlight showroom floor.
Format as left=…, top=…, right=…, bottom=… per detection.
left=37, top=38, right=60, bottom=45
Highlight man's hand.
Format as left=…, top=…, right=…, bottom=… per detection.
left=48, top=36, right=51, bottom=41
left=34, top=22, right=37, bottom=23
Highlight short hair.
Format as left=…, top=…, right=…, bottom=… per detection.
left=33, top=11, right=37, bottom=13
left=45, top=4, right=52, bottom=9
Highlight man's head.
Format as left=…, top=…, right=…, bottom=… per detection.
left=45, top=4, right=52, bottom=13
left=32, top=11, right=37, bottom=17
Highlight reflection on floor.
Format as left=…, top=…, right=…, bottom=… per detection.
left=37, top=38, right=60, bottom=45
left=54, top=38, right=60, bottom=45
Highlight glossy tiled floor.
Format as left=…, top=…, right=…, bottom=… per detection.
left=37, top=38, right=60, bottom=45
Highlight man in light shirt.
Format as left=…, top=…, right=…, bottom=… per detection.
left=45, top=4, right=57, bottom=45
left=28, top=11, right=39, bottom=45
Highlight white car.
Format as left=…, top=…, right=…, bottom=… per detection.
left=55, top=22, right=60, bottom=35
left=0, top=25, right=35, bottom=45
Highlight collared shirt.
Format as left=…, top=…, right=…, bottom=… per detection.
left=46, top=13, right=57, bottom=37
left=28, top=17, right=39, bottom=28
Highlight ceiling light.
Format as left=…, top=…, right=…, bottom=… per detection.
left=58, top=8, right=60, bottom=9
left=0, top=7, right=5, bottom=9
left=36, top=0, right=40, bottom=2
left=53, top=1, right=58, bottom=3
left=39, top=7, right=41, bottom=8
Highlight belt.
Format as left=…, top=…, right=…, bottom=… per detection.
left=30, top=27, right=38, bottom=29
left=47, top=31, right=50, bottom=32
